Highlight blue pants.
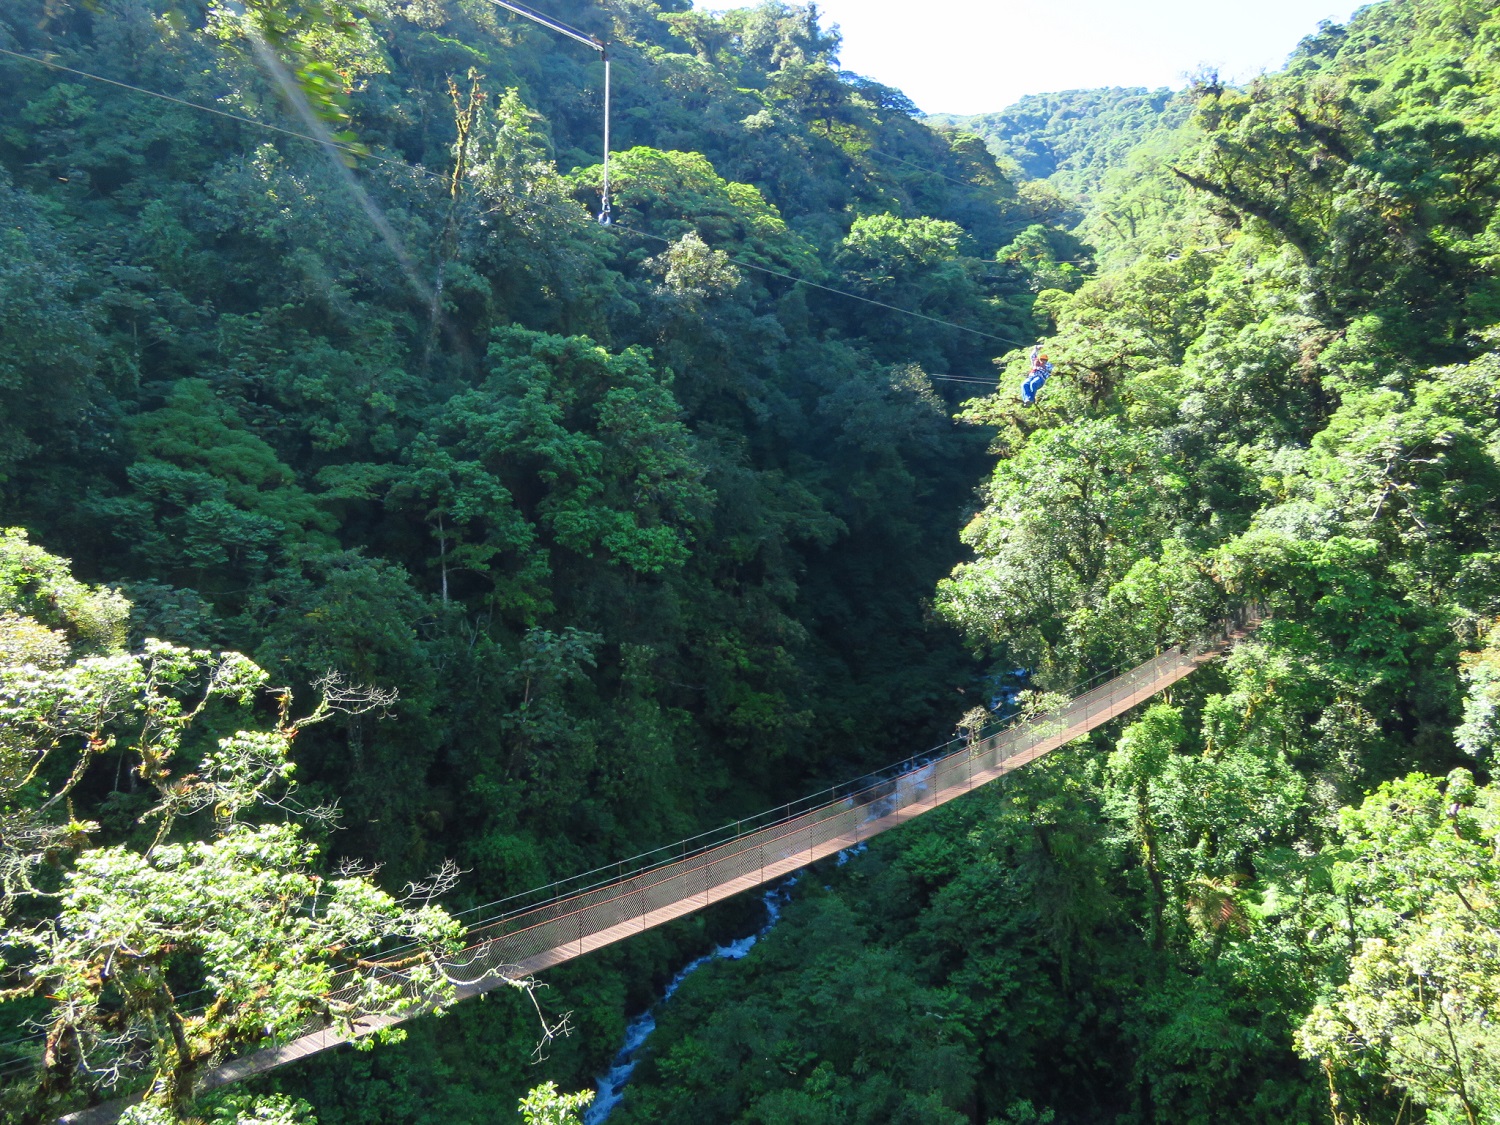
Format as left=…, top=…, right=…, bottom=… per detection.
left=1022, top=370, right=1049, bottom=403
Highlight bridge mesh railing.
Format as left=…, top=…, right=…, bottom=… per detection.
left=95, top=608, right=1259, bottom=1115
left=53, top=616, right=1264, bottom=1122
left=297, top=614, right=1259, bottom=1033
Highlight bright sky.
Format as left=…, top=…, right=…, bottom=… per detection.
left=727, top=0, right=1376, bottom=115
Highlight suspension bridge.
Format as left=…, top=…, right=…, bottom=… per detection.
left=59, top=614, right=1259, bottom=1123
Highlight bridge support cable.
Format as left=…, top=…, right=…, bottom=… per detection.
left=58, top=612, right=1260, bottom=1124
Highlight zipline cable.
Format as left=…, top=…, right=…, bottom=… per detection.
left=483, top=0, right=600, bottom=50
left=929, top=374, right=1002, bottom=386
left=864, top=145, right=1006, bottom=191
left=0, top=45, right=386, bottom=167
left=467, top=9, right=1053, bottom=242
left=1, top=46, right=1036, bottom=356
left=615, top=223, right=1033, bottom=348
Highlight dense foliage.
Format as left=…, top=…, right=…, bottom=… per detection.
left=0, top=530, right=463, bottom=1124
left=607, top=2, right=1500, bottom=1124
left=929, top=87, right=1187, bottom=207
left=0, top=0, right=1057, bottom=1118
left=4, top=0, right=1500, bottom=1122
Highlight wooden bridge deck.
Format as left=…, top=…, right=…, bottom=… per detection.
left=60, top=628, right=1251, bottom=1124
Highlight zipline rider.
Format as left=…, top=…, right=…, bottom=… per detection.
left=1022, top=345, right=1053, bottom=404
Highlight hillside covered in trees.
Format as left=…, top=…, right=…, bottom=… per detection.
left=2, top=0, right=1500, bottom=1124
left=928, top=86, right=1186, bottom=205
left=610, top=3, right=1500, bottom=1124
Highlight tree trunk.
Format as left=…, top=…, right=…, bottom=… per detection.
left=1138, top=780, right=1167, bottom=952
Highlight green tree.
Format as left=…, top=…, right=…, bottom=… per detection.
left=0, top=531, right=462, bottom=1123
left=0, top=172, right=103, bottom=486
left=1298, top=770, right=1500, bottom=1125
left=1456, top=625, right=1500, bottom=759
left=937, top=418, right=1186, bottom=678
left=517, top=1082, right=593, bottom=1125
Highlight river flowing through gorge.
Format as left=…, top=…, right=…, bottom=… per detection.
left=583, top=879, right=797, bottom=1123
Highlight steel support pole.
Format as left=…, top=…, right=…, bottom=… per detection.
left=600, top=55, right=611, bottom=221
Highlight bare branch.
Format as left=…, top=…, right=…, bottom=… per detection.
left=295, top=672, right=400, bottom=731
left=507, top=977, right=574, bottom=1064
left=402, top=860, right=465, bottom=907
left=334, top=857, right=384, bottom=880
